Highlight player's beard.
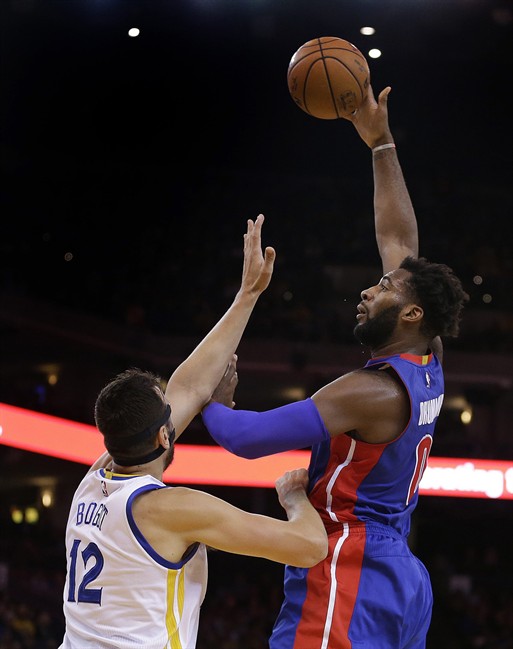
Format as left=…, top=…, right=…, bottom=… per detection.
left=162, top=445, right=175, bottom=472
left=353, top=304, right=402, bottom=349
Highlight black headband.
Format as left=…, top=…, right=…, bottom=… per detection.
left=111, top=404, right=172, bottom=466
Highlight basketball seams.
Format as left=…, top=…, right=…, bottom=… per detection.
left=288, top=50, right=367, bottom=74
left=301, top=61, right=328, bottom=117
left=318, top=57, right=338, bottom=118
left=324, top=58, right=366, bottom=98
left=298, top=59, right=365, bottom=108
left=287, top=36, right=370, bottom=119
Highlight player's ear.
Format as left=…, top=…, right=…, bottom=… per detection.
left=159, top=426, right=170, bottom=449
left=401, top=304, right=424, bottom=323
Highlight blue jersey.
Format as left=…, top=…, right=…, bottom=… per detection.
left=270, top=352, right=443, bottom=649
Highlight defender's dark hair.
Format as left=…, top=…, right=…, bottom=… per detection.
left=94, top=368, right=166, bottom=461
left=399, top=256, right=469, bottom=339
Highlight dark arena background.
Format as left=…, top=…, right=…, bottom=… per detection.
left=1, top=0, right=512, bottom=647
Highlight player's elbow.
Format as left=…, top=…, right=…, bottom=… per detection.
left=214, top=436, right=265, bottom=459
left=227, top=442, right=263, bottom=459
left=293, top=534, right=328, bottom=568
left=309, top=534, right=329, bottom=566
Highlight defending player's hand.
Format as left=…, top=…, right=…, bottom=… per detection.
left=275, top=468, right=310, bottom=510
left=239, top=214, right=276, bottom=298
left=210, top=354, right=238, bottom=408
left=347, top=85, right=394, bottom=149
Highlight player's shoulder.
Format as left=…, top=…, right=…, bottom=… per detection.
left=143, top=485, right=215, bottom=510
left=313, top=366, right=409, bottom=440
left=358, top=365, right=408, bottom=399
left=343, top=365, right=401, bottom=388
left=318, top=367, right=404, bottom=406
left=134, top=485, right=207, bottom=525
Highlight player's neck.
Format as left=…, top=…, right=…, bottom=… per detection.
left=110, top=462, right=164, bottom=481
left=370, top=340, right=429, bottom=358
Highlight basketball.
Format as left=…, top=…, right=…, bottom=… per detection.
left=287, top=36, right=370, bottom=120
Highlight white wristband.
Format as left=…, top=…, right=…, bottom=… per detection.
left=372, top=143, right=396, bottom=153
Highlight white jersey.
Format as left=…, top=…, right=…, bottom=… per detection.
left=59, top=468, right=207, bottom=649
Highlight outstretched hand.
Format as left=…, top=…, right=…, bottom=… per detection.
left=346, top=85, right=394, bottom=149
left=239, top=214, right=276, bottom=298
left=210, top=354, right=238, bottom=408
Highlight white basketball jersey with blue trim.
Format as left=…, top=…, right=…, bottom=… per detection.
left=59, top=469, right=207, bottom=649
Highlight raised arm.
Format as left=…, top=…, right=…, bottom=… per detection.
left=349, top=86, right=443, bottom=359
left=166, top=214, right=275, bottom=439
left=349, top=86, right=418, bottom=274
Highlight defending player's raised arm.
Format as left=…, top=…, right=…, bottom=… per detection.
left=166, top=214, right=275, bottom=439
left=349, top=85, right=418, bottom=274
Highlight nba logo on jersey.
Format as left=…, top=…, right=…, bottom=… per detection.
left=425, top=371, right=431, bottom=388
left=101, top=480, right=108, bottom=497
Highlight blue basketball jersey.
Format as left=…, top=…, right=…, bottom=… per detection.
left=270, top=352, right=443, bottom=649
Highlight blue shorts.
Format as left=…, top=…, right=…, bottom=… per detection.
left=270, top=522, right=433, bottom=649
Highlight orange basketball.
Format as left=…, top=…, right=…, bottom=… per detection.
left=287, top=36, right=370, bottom=120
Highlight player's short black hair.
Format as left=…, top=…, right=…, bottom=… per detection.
left=399, top=256, right=469, bottom=339
left=94, top=368, right=166, bottom=460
